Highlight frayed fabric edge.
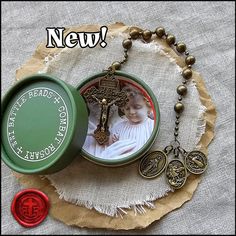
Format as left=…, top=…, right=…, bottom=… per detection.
left=43, top=175, right=172, bottom=218
left=192, top=81, right=207, bottom=147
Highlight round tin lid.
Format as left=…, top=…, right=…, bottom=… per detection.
left=1, top=74, right=88, bottom=174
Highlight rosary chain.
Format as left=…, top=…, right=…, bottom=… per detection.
left=109, top=26, right=196, bottom=155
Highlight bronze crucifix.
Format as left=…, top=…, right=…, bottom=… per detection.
left=83, top=75, right=128, bottom=145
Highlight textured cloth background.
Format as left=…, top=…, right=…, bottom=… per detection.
left=1, top=1, right=235, bottom=235
left=41, top=34, right=206, bottom=217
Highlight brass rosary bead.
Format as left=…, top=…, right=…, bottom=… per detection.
left=122, top=57, right=128, bottom=62
left=155, top=27, right=165, bottom=38
left=177, top=85, right=187, bottom=96
left=166, top=34, right=176, bottom=45
left=112, top=61, right=121, bottom=70
left=185, top=55, right=196, bottom=65
left=142, top=30, right=152, bottom=41
left=122, top=39, right=132, bottom=49
left=176, top=42, right=187, bottom=53
left=174, top=132, right=178, bottom=137
left=182, top=68, right=192, bottom=80
left=174, top=102, right=184, bottom=113
left=178, top=96, right=183, bottom=101
left=130, top=29, right=140, bottom=39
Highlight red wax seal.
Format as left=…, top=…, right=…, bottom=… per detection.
left=11, top=188, right=50, bottom=227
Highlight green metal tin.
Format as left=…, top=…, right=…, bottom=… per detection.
left=77, top=71, right=160, bottom=167
left=1, top=74, right=88, bottom=174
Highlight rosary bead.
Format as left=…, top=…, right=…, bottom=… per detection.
left=130, top=29, right=140, bottom=39
left=177, top=85, right=187, bottom=96
left=175, top=120, right=180, bottom=125
left=174, top=132, right=179, bottom=137
left=122, top=39, right=132, bottom=50
left=121, top=58, right=128, bottom=63
left=155, top=27, right=165, bottom=38
left=182, top=68, right=192, bottom=80
left=166, top=34, right=176, bottom=45
left=142, top=30, right=152, bottom=41
left=185, top=55, right=196, bottom=65
left=174, top=102, right=184, bottom=113
left=112, top=61, right=121, bottom=70
left=176, top=42, right=187, bottom=53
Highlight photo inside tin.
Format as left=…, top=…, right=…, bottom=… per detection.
left=81, top=76, right=156, bottom=160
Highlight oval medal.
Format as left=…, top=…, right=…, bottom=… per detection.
left=166, top=159, right=187, bottom=189
left=139, top=150, right=167, bottom=178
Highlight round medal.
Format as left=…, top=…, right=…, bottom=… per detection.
left=185, top=150, right=208, bottom=174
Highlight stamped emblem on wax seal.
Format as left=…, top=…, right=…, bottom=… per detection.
left=11, top=188, right=50, bottom=227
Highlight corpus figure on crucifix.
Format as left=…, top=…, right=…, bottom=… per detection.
left=83, top=76, right=128, bottom=145
left=91, top=95, right=121, bottom=133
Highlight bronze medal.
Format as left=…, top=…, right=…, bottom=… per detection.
left=185, top=150, right=208, bottom=174
left=139, top=150, right=167, bottom=179
left=166, top=159, right=187, bottom=189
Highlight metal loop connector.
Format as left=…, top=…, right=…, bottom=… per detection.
left=173, top=147, right=180, bottom=158
left=103, top=65, right=116, bottom=80
left=164, top=145, right=173, bottom=155
left=170, top=139, right=180, bottom=149
left=177, top=146, right=187, bottom=156
left=107, top=65, right=116, bottom=74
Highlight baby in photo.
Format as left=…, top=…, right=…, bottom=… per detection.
left=103, top=84, right=155, bottom=159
